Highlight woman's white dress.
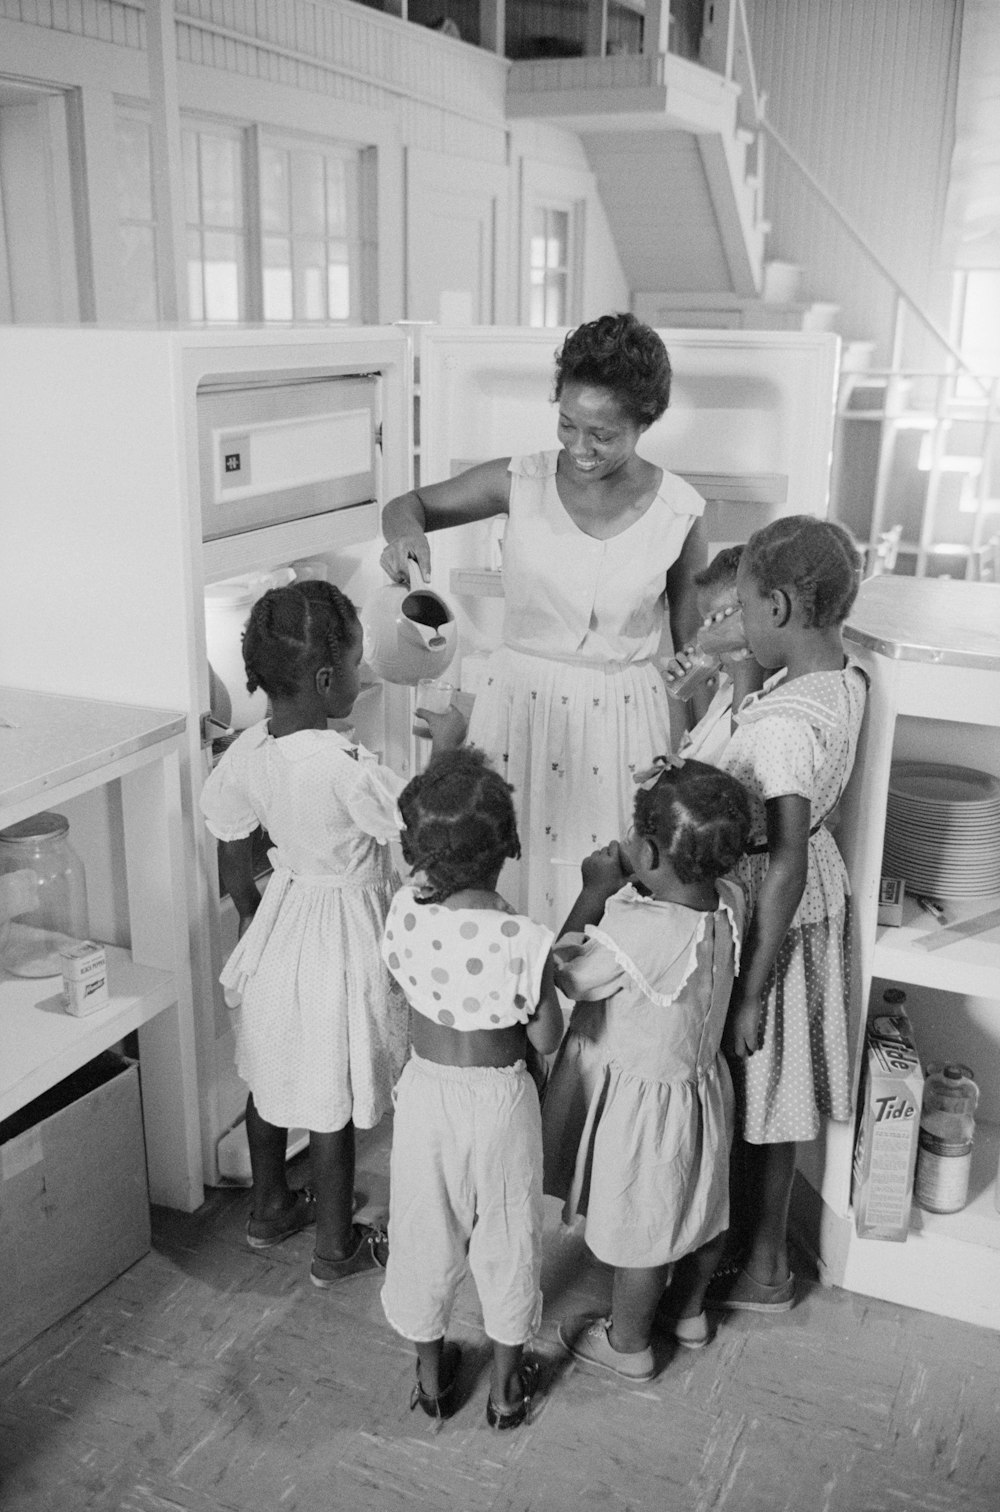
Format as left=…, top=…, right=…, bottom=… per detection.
left=200, top=725, right=408, bottom=1133
left=467, top=450, right=705, bottom=930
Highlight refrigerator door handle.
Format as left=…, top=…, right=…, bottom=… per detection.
left=199, top=712, right=231, bottom=748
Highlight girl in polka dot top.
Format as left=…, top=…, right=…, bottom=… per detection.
left=380, top=748, right=563, bottom=1431
left=710, top=517, right=868, bottom=1315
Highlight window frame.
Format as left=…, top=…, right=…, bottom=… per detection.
left=181, top=115, right=248, bottom=325
left=523, top=192, right=583, bottom=329
left=111, top=109, right=375, bottom=326
left=256, top=128, right=369, bottom=326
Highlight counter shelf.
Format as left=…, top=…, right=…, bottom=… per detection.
left=795, top=577, right=1000, bottom=1330
left=0, top=687, right=203, bottom=1212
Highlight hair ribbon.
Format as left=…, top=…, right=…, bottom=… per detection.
left=633, top=752, right=686, bottom=791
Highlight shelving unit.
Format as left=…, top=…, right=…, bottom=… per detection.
left=0, top=687, right=203, bottom=1212
left=794, top=575, right=1000, bottom=1330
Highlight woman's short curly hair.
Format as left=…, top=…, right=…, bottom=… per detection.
left=553, top=312, right=672, bottom=429
left=742, top=515, right=862, bottom=629
left=633, top=759, right=752, bottom=886
left=398, top=747, right=521, bottom=904
left=241, top=580, right=359, bottom=700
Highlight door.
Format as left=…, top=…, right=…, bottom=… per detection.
left=405, top=149, right=506, bottom=324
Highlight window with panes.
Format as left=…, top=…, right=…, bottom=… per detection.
left=260, top=139, right=361, bottom=323
left=529, top=206, right=570, bottom=328
left=183, top=124, right=246, bottom=322
left=114, top=109, right=160, bottom=323
left=113, top=111, right=366, bottom=325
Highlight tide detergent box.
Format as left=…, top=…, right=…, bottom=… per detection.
left=852, top=1010, right=924, bottom=1241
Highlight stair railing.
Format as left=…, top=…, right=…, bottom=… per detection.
left=754, top=105, right=998, bottom=579
left=757, top=113, right=987, bottom=400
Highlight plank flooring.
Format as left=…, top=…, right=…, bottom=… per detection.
left=2, top=1120, right=999, bottom=1512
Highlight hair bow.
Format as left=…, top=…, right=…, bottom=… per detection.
left=633, top=752, right=685, bottom=790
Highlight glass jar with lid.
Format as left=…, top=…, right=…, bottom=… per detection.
left=0, top=811, right=89, bottom=977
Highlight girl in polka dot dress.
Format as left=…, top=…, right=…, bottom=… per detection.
left=201, top=581, right=465, bottom=1286
left=380, top=749, right=562, bottom=1430
left=710, top=517, right=867, bottom=1314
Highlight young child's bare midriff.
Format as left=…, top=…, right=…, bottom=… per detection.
left=409, top=887, right=534, bottom=1070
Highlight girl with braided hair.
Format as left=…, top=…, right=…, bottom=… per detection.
left=379, top=748, right=562, bottom=1430
left=201, top=580, right=465, bottom=1283
left=549, top=759, right=751, bottom=1376
left=708, top=515, right=867, bottom=1314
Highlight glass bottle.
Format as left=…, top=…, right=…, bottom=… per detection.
left=0, top=812, right=90, bottom=978
left=914, top=1064, right=978, bottom=1215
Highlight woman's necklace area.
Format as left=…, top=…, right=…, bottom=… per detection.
left=556, top=457, right=658, bottom=539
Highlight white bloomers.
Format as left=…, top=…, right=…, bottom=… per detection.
left=381, top=1052, right=544, bottom=1346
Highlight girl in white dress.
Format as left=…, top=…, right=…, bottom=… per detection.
left=380, top=313, right=707, bottom=930
left=710, top=517, right=867, bottom=1314
left=553, top=760, right=752, bottom=1378
left=201, top=581, right=464, bottom=1284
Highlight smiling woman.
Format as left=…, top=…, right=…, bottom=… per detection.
left=380, top=312, right=708, bottom=928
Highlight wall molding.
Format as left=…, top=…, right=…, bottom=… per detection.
left=1, top=0, right=511, bottom=151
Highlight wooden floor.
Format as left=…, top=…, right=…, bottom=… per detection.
left=2, top=1119, right=999, bottom=1512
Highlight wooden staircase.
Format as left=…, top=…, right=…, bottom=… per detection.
left=506, top=49, right=766, bottom=298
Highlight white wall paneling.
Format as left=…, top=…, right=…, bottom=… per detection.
left=0, top=0, right=636, bottom=326
left=0, top=89, right=79, bottom=320
left=405, top=146, right=506, bottom=323
left=516, top=147, right=627, bottom=325
left=508, top=118, right=628, bottom=321
left=748, top=0, right=962, bottom=361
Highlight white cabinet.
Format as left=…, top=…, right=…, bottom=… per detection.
left=0, top=688, right=202, bottom=1211
left=796, top=576, right=1000, bottom=1330
left=0, top=327, right=413, bottom=1185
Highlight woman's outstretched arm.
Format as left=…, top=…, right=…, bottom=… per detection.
left=380, top=458, right=513, bottom=582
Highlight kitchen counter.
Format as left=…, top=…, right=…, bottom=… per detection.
left=0, top=687, right=185, bottom=823
left=845, top=576, right=1000, bottom=668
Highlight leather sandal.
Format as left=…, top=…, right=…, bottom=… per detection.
left=485, top=1359, right=539, bottom=1431
left=410, top=1342, right=461, bottom=1424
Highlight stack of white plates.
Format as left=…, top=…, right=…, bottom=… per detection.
left=883, top=763, right=1000, bottom=900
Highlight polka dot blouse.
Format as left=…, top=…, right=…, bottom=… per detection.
left=382, top=885, right=554, bottom=1030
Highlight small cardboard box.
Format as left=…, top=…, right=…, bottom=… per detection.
left=877, top=877, right=905, bottom=927
left=0, top=1053, right=151, bottom=1363
left=59, top=939, right=109, bottom=1015
left=852, top=1009, right=924, bottom=1241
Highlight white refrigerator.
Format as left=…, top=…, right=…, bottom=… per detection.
left=0, top=323, right=838, bottom=1189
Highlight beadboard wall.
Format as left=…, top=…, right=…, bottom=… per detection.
left=747, top=0, right=962, bottom=361
left=0, top=0, right=629, bottom=323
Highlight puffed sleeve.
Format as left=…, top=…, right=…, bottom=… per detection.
left=553, top=929, right=627, bottom=1002
left=344, top=745, right=407, bottom=845
left=200, top=750, right=261, bottom=842
left=733, top=715, right=821, bottom=803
